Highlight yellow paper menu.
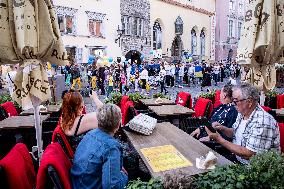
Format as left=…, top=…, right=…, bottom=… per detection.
left=140, top=145, right=192, bottom=172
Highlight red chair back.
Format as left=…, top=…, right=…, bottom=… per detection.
left=52, top=121, right=74, bottom=159
left=214, top=90, right=221, bottom=108
left=175, top=92, right=192, bottom=109
left=0, top=143, right=36, bottom=189
left=261, top=106, right=272, bottom=112
left=37, top=143, right=72, bottom=189
left=278, top=123, right=284, bottom=153
left=1, top=101, right=18, bottom=116
left=277, top=94, right=284, bottom=109
left=193, top=98, right=213, bottom=118
left=122, top=101, right=137, bottom=126
left=120, top=95, right=130, bottom=109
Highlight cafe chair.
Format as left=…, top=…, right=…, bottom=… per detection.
left=1, top=101, right=19, bottom=117
left=278, top=123, right=284, bottom=153
left=122, top=101, right=138, bottom=126
left=120, top=95, right=131, bottom=108
left=261, top=106, right=277, bottom=119
left=179, top=98, right=213, bottom=135
left=52, top=124, right=74, bottom=160
left=0, top=143, right=36, bottom=189
left=214, top=90, right=221, bottom=108
left=277, top=94, right=284, bottom=109
left=37, top=142, right=72, bottom=189
left=175, top=91, right=192, bottom=109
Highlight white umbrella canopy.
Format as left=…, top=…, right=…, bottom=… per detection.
left=0, top=0, right=68, bottom=158
left=237, top=0, right=284, bottom=91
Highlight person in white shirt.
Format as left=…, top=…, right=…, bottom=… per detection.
left=140, top=67, right=149, bottom=95
left=164, top=62, right=170, bottom=87
left=188, top=64, right=195, bottom=86
left=169, top=63, right=175, bottom=87
left=5, top=65, right=18, bottom=96
left=159, top=66, right=168, bottom=94
left=178, top=64, right=184, bottom=88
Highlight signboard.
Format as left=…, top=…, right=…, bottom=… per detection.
left=140, top=145, right=192, bottom=172
left=210, top=14, right=216, bottom=60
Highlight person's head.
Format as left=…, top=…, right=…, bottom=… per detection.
left=97, top=104, right=121, bottom=135
left=61, top=90, right=84, bottom=131
left=220, top=83, right=233, bottom=104
left=232, top=83, right=259, bottom=116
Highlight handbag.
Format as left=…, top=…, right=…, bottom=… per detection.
left=126, top=114, right=157, bottom=135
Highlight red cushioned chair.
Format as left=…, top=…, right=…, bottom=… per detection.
left=52, top=120, right=74, bottom=160
left=0, top=143, right=36, bottom=189
left=278, top=123, right=284, bottom=153
left=120, top=95, right=130, bottom=109
left=261, top=106, right=272, bottom=112
left=277, top=94, right=284, bottom=109
left=122, top=101, right=137, bottom=126
left=214, top=90, right=221, bottom=108
left=175, top=92, right=192, bottom=109
left=1, top=101, right=18, bottom=116
left=37, top=142, right=72, bottom=189
left=193, top=98, right=213, bottom=118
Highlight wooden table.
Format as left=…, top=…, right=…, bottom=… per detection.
left=140, top=98, right=176, bottom=106
left=20, top=105, right=61, bottom=116
left=148, top=105, right=194, bottom=117
left=124, top=122, right=231, bottom=179
left=0, top=115, right=50, bottom=129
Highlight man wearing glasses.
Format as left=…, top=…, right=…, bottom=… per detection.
left=206, top=83, right=280, bottom=164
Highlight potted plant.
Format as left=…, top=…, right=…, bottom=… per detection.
left=127, top=177, right=163, bottom=189
left=199, top=90, right=216, bottom=104
left=128, top=93, right=148, bottom=110
left=105, top=92, right=122, bottom=106
left=264, top=90, right=278, bottom=109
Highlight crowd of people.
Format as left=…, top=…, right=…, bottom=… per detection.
left=60, top=59, right=241, bottom=97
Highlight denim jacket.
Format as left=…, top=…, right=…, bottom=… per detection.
left=71, top=128, right=128, bottom=189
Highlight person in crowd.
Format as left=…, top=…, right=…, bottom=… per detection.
left=107, top=73, right=114, bottom=98
left=5, top=65, right=17, bottom=96
left=191, top=83, right=238, bottom=142
left=70, top=64, right=82, bottom=90
left=178, top=63, right=184, bottom=88
left=71, top=104, right=128, bottom=189
left=188, top=63, right=195, bottom=87
left=120, top=71, right=126, bottom=94
left=140, top=66, right=149, bottom=95
left=97, top=64, right=106, bottom=95
left=91, top=64, right=97, bottom=90
left=174, top=63, right=180, bottom=87
left=159, top=65, right=168, bottom=95
left=61, top=90, right=103, bottom=151
left=169, top=63, right=175, bottom=87
left=201, top=67, right=211, bottom=91
left=205, top=83, right=280, bottom=164
left=213, top=63, right=220, bottom=86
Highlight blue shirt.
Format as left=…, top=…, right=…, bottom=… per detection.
left=70, top=128, right=128, bottom=189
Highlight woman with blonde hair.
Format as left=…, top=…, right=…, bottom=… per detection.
left=61, top=90, right=103, bottom=150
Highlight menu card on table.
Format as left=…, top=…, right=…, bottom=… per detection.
left=140, top=145, right=192, bottom=172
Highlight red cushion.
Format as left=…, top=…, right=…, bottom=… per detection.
left=0, top=143, right=36, bottom=189
left=52, top=119, right=74, bottom=159
left=1, top=101, right=18, bottom=116
left=214, top=90, right=221, bottom=108
left=120, top=95, right=130, bottom=109
left=37, top=143, right=72, bottom=189
left=278, top=123, right=284, bottom=153
left=277, top=94, right=284, bottom=109
left=176, top=92, right=192, bottom=109
left=193, top=98, right=212, bottom=117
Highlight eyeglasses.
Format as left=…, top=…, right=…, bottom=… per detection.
left=232, top=98, right=247, bottom=105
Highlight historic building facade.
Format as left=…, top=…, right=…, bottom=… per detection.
left=215, top=0, right=245, bottom=62
left=120, top=0, right=151, bottom=63
left=150, top=0, right=216, bottom=61
left=53, top=0, right=121, bottom=64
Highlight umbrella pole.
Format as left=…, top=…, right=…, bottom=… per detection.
left=34, top=105, right=43, bottom=161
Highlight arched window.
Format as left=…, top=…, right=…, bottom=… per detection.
left=200, top=29, right=206, bottom=56
left=191, top=29, right=197, bottom=55
left=153, top=21, right=162, bottom=50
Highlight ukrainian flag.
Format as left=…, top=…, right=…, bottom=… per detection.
left=195, top=66, right=203, bottom=78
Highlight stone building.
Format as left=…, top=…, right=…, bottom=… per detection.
left=53, top=0, right=122, bottom=64
left=149, top=0, right=216, bottom=61
left=120, top=0, right=151, bottom=63
left=215, top=0, right=245, bottom=62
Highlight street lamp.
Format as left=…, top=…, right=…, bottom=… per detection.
left=115, top=25, right=124, bottom=47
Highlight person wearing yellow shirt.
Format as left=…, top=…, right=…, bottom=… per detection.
left=107, top=75, right=114, bottom=98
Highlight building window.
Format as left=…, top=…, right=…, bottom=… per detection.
left=57, top=15, right=75, bottom=34
left=191, top=29, right=197, bottom=55
left=238, top=22, right=242, bottom=39
left=153, top=21, right=162, bottom=50
left=126, top=17, right=131, bottom=35
left=229, top=0, right=234, bottom=10
left=239, top=3, right=243, bottom=13
left=200, top=29, right=206, bottom=56
left=133, top=17, right=138, bottom=36
left=122, top=16, right=144, bottom=37
left=228, top=20, right=233, bottom=37
left=138, top=18, right=143, bottom=36
left=89, top=19, right=102, bottom=37
left=175, top=16, right=183, bottom=35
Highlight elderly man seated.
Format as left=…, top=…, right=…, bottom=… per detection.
left=206, top=83, right=280, bottom=164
